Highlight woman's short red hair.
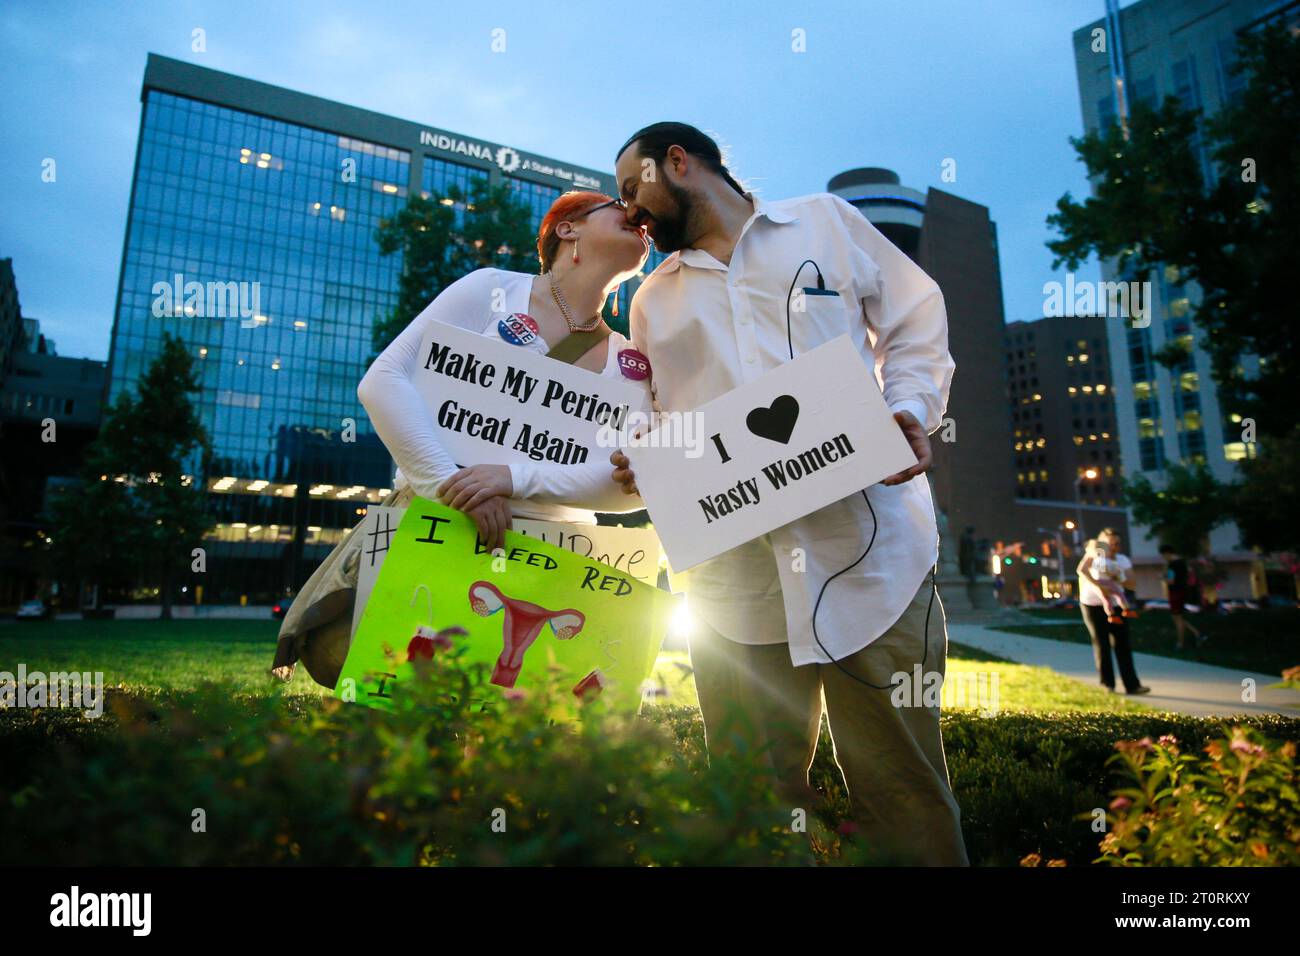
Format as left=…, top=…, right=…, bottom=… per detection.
left=537, top=190, right=614, bottom=273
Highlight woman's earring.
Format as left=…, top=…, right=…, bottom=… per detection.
left=572, top=237, right=580, bottom=264
left=610, top=285, right=620, bottom=318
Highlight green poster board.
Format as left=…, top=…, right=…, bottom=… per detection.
left=337, top=497, right=675, bottom=714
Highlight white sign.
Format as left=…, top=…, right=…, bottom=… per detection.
left=412, top=319, right=648, bottom=471
left=352, top=505, right=404, bottom=639
left=512, top=518, right=662, bottom=587
left=624, top=335, right=917, bottom=572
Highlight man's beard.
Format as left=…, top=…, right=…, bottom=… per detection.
left=647, top=176, right=699, bottom=253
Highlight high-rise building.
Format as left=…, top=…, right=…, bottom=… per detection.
left=0, top=259, right=26, bottom=390
left=107, top=54, right=647, bottom=605
left=0, top=279, right=106, bottom=607
left=1005, top=316, right=1122, bottom=508
left=1071, top=0, right=1296, bottom=598
left=997, top=316, right=1130, bottom=604
left=827, top=168, right=1017, bottom=564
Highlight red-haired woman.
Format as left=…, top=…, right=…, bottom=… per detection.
left=272, top=191, right=652, bottom=686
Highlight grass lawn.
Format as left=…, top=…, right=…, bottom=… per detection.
left=6, top=619, right=1296, bottom=867
left=0, top=618, right=1149, bottom=715
left=998, top=606, right=1300, bottom=677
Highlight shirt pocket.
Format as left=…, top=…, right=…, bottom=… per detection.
left=789, top=290, right=853, bottom=356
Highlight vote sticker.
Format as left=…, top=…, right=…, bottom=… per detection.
left=498, top=313, right=540, bottom=346
left=617, top=348, right=651, bottom=380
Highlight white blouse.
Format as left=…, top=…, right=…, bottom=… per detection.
left=356, top=268, right=650, bottom=524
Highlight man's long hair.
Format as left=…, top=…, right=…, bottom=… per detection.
left=616, top=122, right=747, bottom=197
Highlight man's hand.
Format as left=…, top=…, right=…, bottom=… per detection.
left=610, top=449, right=639, bottom=497
left=437, top=464, right=513, bottom=512
left=880, top=410, right=932, bottom=486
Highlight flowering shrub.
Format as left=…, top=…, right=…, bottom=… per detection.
left=1275, top=665, right=1300, bottom=693
left=1098, top=727, right=1300, bottom=866
left=0, top=646, right=886, bottom=866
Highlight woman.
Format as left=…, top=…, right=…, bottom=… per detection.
left=1076, top=527, right=1150, bottom=695
left=271, top=191, right=652, bottom=687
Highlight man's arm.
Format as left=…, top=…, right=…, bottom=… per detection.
left=827, top=193, right=955, bottom=436
left=825, top=194, right=954, bottom=485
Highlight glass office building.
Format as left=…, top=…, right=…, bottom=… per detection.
left=1069, top=0, right=1297, bottom=597
left=107, top=55, right=659, bottom=604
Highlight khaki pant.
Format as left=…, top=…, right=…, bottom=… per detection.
left=688, top=575, right=970, bottom=866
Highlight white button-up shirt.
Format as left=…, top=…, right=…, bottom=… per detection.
left=628, top=192, right=955, bottom=665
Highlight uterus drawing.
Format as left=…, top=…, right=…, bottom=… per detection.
left=468, top=581, right=586, bottom=688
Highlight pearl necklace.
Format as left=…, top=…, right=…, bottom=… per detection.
left=548, top=272, right=602, bottom=333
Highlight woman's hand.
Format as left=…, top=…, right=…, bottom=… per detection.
left=437, top=464, right=513, bottom=512
left=465, top=495, right=513, bottom=553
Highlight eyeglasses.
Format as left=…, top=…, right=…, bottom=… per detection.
left=571, top=197, right=628, bottom=220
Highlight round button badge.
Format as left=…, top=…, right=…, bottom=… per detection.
left=498, top=313, right=540, bottom=346
left=617, top=348, right=651, bottom=381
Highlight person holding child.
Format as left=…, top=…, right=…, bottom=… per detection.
left=1076, top=527, right=1150, bottom=696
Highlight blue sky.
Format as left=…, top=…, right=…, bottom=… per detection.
left=0, top=0, right=1120, bottom=360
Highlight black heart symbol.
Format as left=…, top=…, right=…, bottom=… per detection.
left=746, top=394, right=800, bottom=445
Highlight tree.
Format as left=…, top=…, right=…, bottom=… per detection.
left=1231, top=429, right=1300, bottom=557
left=1048, top=24, right=1299, bottom=436
left=50, top=333, right=211, bottom=617
left=131, top=333, right=213, bottom=618
left=1123, top=462, right=1232, bottom=558
left=48, top=394, right=144, bottom=612
left=1047, top=23, right=1300, bottom=552
left=371, top=177, right=538, bottom=358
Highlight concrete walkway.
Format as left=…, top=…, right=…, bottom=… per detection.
left=948, top=621, right=1299, bottom=718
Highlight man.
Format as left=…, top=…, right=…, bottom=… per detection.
left=1159, top=544, right=1207, bottom=650
left=607, top=122, right=967, bottom=865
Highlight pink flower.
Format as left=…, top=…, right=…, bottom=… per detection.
left=1109, top=796, right=1133, bottom=811
left=1115, top=737, right=1155, bottom=754
left=1229, top=736, right=1264, bottom=757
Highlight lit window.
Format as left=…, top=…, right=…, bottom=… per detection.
left=1224, top=442, right=1258, bottom=461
